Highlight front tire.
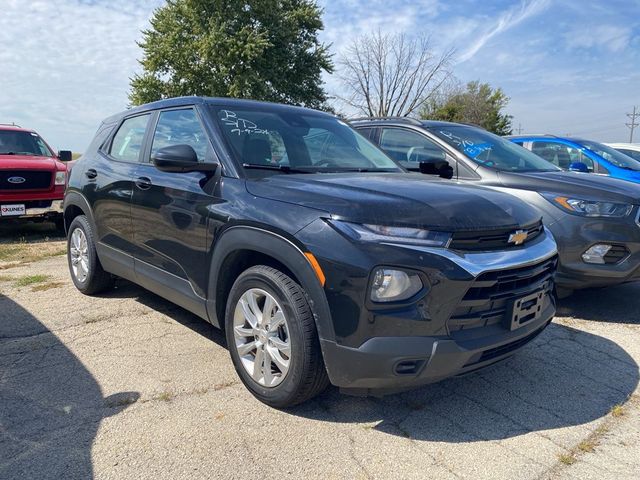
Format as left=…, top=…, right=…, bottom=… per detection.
left=225, top=265, right=329, bottom=408
left=67, top=215, right=114, bottom=295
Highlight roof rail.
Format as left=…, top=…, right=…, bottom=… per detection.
left=348, top=116, right=423, bottom=126
left=0, top=122, right=21, bottom=127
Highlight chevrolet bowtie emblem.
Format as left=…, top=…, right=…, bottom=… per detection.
left=508, top=230, right=528, bottom=245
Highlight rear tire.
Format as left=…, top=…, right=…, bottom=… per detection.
left=67, top=215, right=114, bottom=295
left=225, top=265, right=329, bottom=408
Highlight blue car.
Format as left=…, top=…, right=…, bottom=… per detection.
left=507, top=135, right=640, bottom=184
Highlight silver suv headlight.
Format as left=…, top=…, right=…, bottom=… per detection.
left=541, top=193, right=632, bottom=218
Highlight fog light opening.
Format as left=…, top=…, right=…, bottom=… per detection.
left=370, top=268, right=423, bottom=302
left=582, top=244, right=612, bottom=264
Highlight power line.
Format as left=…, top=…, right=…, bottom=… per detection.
left=627, top=106, right=639, bottom=143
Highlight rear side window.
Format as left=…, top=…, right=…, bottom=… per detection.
left=151, top=109, right=211, bottom=162
left=109, top=114, right=150, bottom=162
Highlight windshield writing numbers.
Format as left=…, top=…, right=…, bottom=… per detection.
left=220, top=110, right=268, bottom=136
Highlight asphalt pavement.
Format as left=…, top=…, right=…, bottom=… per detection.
left=1, top=238, right=638, bottom=479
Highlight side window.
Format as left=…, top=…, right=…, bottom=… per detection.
left=151, top=109, right=211, bottom=162
left=379, top=128, right=446, bottom=164
left=356, top=127, right=374, bottom=140
left=530, top=141, right=594, bottom=171
left=109, top=114, right=150, bottom=162
left=511, top=140, right=525, bottom=147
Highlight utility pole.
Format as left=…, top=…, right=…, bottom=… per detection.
left=627, top=106, right=639, bottom=142
left=516, top=123, right=523, bottom=135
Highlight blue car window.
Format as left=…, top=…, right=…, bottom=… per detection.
left=580, top=140, right=640, bottom=171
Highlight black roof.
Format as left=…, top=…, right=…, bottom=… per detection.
left=103, top=96, right=333, bottom=124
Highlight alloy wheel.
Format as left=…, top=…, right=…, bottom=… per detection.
left=233, top=288, right=291, bottom=387
left=69, top=228, right=89, bottom=283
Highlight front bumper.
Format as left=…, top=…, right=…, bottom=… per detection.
left=306, top=226, right=558, bottom=393
left=0, top=200, right=63, bottom=220
left=547, top=212, right=640, bottom=290
left=322, top=310, right=553, bottom=392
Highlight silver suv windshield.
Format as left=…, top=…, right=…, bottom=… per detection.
left=210, top=106, right=402, bottom=173
left=429, top=125, right=561, bottom=173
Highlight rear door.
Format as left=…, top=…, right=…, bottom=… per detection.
left=86, top=113, right=152, bottom=258
left=130, top=106, right=220, bottom=299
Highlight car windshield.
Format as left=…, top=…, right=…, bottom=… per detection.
left=210, top=106, right=402, bottom=173
left=616, top=148, right=640, bottom=162
left=579, top=140, right=640, bottom=171
left=0, top=130, right=53, bottom=157
left=429, top=126, right=561, bottom=172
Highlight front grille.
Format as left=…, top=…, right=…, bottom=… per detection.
left=448, top=255, right=557, bottom=336
left=449, top=221, right=543, bottom=251
left=0, top=170, right=52, bottom=191
left=604, top=245, right=630, bottom=264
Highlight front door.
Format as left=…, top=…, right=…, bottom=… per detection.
left=130, top=107, right=220, bottom=298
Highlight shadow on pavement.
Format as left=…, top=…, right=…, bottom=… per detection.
left=291, top=323, right=639, bottom=442
left=99, top=279, right=227, bottom=349
left=557, top=281, right=640, bottom=324
left=0, top=220, right=64, bottom=243
left=59, top=278, right=639, bottom=445
left=0, top=294, right=139, bottom=479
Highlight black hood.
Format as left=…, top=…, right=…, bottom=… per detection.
left=246, top=173, right=540, bottom=232
left=498, top=171, right=640, bottom=203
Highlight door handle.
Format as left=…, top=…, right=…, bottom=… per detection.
left=85, top=169, right=97, bottom=179
left=135, top=176, right=152, bottom=190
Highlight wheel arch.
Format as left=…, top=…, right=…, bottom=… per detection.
left=63, top=191, right=95, bottom=233
left=207, top=226, right=335, bottom=343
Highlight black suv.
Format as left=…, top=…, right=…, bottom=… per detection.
left=64, top=97, right=558, bottom=407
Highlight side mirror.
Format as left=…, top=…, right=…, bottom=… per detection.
left=151, top=144, right=217, bottom=173
left=58, top=150, right=73, bottom=162
left=419, top=159, right=454, bottom=180
left=568, top=161, right=589, bottom=173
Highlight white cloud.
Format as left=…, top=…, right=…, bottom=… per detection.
left=456, top=0, right=551, bottom=62
left=565, top=25, right=633, bottom=52
left=0, top=0, right=162, bottom=151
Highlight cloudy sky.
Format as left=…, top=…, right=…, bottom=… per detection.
left=1, top=0, right=638, bottom=152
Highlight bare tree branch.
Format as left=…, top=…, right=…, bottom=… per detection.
left=334, top=31, right=454, bottom=118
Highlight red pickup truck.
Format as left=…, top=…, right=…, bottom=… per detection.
left=0, top=125, right=72, bottom=230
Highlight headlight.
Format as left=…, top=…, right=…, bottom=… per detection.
left=541, top=194, right=632, bottom=218
left=329, top=220, right=451, bottom=247
left=54, top=171, right=66, bottom=186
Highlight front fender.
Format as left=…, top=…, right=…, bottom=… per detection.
left=206, top=225, right=335, bottom=343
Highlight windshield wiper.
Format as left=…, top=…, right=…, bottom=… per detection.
left=242, top=163, right=314, bottom=174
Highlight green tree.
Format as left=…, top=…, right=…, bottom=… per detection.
left=421, top=81, right=513, bottom=135
left=129, top=0, right=333, bottom=108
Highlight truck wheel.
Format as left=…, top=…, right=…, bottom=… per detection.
left=225, top=265, right=329, bottom=408
left=67, top=215, right=114, bottom=295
